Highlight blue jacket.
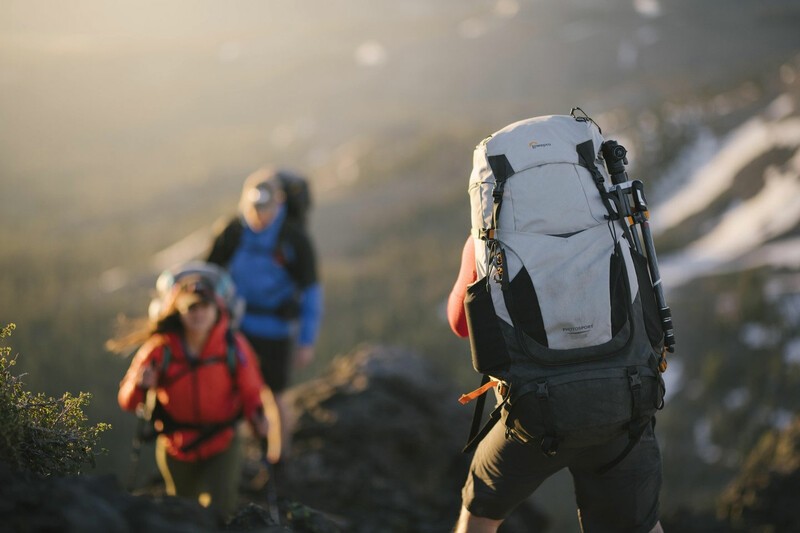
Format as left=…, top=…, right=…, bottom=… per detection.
left=209, top=205, right=323, bottom=345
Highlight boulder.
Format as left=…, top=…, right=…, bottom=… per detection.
left=279, top=344, right=475, bottom=532
left=717, top=416, right=800, bottom=532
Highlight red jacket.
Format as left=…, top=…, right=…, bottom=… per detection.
left=118, top=313, right=265, bottom=461
left=447, top=236, right=477, bottom=339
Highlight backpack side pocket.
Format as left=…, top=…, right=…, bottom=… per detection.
left=465, top=277, right=511, bottom=374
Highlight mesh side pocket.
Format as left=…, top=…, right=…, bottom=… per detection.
left=609, top=250, right=628, bottom=337
left=465, top=277, right=511, bottom=373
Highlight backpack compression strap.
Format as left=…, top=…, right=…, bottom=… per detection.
left=595, top=367, right=650, bottom=474
left=576, top=140, right=618, bottom=222
left=477, top=154, right=514, bottom=242
left=576, top=139, right=644, bottom=254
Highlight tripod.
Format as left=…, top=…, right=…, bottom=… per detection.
left=602, top=141, right=676, bottom=364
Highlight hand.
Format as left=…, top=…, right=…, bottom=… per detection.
left=294, top=345, right=314, bottom=369
left=137, top=365, right=157, bottom=389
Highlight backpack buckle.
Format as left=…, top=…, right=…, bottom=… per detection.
left=627, top=368, right=642, bottom=390
left=506, top=426, right=529, bottom=445
left=534, top=381, right=549, bottom=399
left=540, top=435, right=559, bottom=457
left=478, top=228, right=496, bottom=241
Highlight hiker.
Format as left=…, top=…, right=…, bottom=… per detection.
left=116, top=267, right=274, bottom=517
left=448, top=238, right=664, bottom=533
left=207, top=167, right=323, bottom=459
left=448, top=111, right=669, bottom=533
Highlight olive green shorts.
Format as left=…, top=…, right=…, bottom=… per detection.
left=462, top=417, right=662, bottom=532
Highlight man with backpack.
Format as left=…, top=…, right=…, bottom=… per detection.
left=207, top=167, right=323, bottom=460
left=447, top=111, right=669, bottom=532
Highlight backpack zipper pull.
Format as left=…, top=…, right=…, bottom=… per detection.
left=493, top=248, right=504, bottom=283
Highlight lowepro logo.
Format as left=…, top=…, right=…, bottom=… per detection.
left=563, top=324, right=593, bottom=335
left=529, top=140, right=552, bottom=150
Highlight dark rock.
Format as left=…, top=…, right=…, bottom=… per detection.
left=660, top=506, right=729, bottom=533
left=278, top=344, right=548, bottom=533
left=224, top=502, right=292, bottom=532
left=280, top=344, right=473, bottom=533
left=0, top=461, right=219, bottom=532
left=716, top=416, right=800, bottom=532
left=662, top=416, right=800, bottom=533
left=0, top=344, right=550, bottom=532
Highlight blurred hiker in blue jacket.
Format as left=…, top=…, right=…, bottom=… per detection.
left=208, top=167, right=323, bottom=459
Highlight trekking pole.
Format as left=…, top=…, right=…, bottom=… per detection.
left=126, top=411, right=146, bottom=491
left=259, top=438, right=281, bottom=525
left=255, top=383, right=282, bottom=523
left=126, top=380, right=158, bottom=491
left=602, top=141, right=676, bottom=354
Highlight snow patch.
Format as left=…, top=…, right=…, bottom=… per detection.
left=740, top=323, right=782, bottom=350
left=723, top=387, right=750, bottom=410
left=654, top=105, right=800, bottom=289
left=650, top=127, right=720, bottom=207
left=652, top=115, right=800, bottom=233
left=661, top=356, right=683, bottom=402
left=771, top=409, right=795, bottom=430
left=633, top=0, right=662, bottom=18
left=784, top=337, right=800, bottom=365
left=694, top=417, right=723, bottom=464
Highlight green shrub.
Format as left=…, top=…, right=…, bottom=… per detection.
left=0, top=323, right=110, bottom=476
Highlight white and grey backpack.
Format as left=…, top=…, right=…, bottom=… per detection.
left=462, top=110, right=666, bottom=470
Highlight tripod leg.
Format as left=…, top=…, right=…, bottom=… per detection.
left=639, top=219, right=675, bottom=351
left=610, top=186, right=645, bottom=255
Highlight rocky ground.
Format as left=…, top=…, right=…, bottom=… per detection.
left=1, top=345, right=545, bottom=532
left=3, top=344, right=799, bottom=532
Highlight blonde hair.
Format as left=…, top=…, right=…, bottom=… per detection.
left=105, top=285, right=220, bottom=355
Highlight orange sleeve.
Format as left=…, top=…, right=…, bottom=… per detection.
left=447, top=236, right=477, bottom=338
left=233, top=334, right=267, bottom=420
left=117, top=338, right=162, bottom=412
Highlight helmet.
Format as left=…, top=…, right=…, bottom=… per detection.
left=148, top=261, right=244, bottom=327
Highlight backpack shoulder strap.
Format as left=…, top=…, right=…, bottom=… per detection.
left=207, top=216, right=244, bottom=267
left=158, top=333, right=240, bottom=385
left=224, top=328, right=240, bottom=382
left=160, top=342, right=173, bottom=374
left=276, top=220, right=318, bottom=289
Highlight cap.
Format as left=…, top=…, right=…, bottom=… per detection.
left=240, top=167, right=285, bottom=212
left=245, top=182, right=278, bottom=209
left=173, top=274, right=215, bottom=313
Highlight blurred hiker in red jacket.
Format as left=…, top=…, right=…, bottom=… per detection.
left=116, top=268, right=275, bottom=517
